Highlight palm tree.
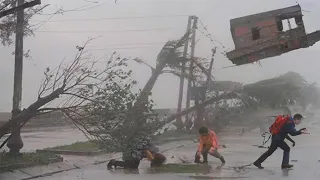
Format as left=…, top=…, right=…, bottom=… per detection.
left=132, top=33, right=213, bottom=129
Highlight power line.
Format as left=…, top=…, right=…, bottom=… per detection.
left=87, top=46, right=161, bottom=50
left=30, top=14, right=190, bottom=22
left=37, top=1, right=109, bottom=16
left=35, top=27, right=184, bottom=33
left=196, top=18, right=230, bottom=55
left=87, top=41, right=166, bottom=47
left=29, top=1, right=111, bottom=30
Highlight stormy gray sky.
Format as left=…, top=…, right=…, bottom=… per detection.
left=0, top=0, right=320, bottom=111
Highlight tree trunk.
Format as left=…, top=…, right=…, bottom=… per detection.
left=0, top=87, right=64, bottom=140
left=195, top=48, right=216, bottom=129
left=133, top=32, right=192, bottom=113
left=166, top=91, right=238, bottom=123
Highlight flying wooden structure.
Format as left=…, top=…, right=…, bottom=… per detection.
left=227, top=5, right=320, bottom=65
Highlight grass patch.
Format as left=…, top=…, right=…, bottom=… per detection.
left=153, top=131, right=197, bottom=145
left=149, top=163, right=212, bottom=173
left=153, top=136, right=197, bottom=145
left=45, top=141, right=101, bottom=152
left=0, top=151, right=62, bottom=172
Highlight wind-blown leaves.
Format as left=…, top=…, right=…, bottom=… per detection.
left=156, top=40, right=185, bottom=66
left=242, top=72, right=308, bottom=107
left=181, top=71, right=318, bottom=131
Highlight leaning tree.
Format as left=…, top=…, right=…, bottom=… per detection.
left=0, top=39, right=161, bottom=150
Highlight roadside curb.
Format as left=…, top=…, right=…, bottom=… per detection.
left=0, top=161, right=77, bottom=180
left=16, top=156, right=120, bottom=180
left=36, top=149, right=105, bottom=156
left=1, top=140, right=193, bottom=179
left=20, top=166, right=80, bottom=180
left=0, top=156, right=63, bottom=173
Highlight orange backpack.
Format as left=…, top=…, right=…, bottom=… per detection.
left=269, top=115, right=290, bottom=135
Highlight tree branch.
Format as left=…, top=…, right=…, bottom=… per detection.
left=0, top=0, right=41, bottom=18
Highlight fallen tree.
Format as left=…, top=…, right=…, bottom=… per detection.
left=164, top=71, right=319, bottom=131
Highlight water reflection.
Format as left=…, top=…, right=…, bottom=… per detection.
left=281, top=169, right=290, bottom=177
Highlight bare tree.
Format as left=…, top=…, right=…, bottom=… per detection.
left=0, top=38, right=133, bottom=141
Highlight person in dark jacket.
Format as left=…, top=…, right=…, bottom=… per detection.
left=107, top=132, right=166, bottom=170
left=253, top=114, right=308, bottom=169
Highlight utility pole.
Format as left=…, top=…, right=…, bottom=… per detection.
left=7, top=0, right=25, bottom=154
left=205, top=48, right=216, bottom=85
left=0, top=0, right=41, bottom=19
left=176, top=16, right=192, bottom=130
left=185, top=16, right=197, bottom=123
left=195, top=48, right=216, bottom=127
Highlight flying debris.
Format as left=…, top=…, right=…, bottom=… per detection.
left=227, top=5, right=320, bottom=66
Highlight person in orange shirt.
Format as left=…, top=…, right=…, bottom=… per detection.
left=194, top=126, right=225, bottom=164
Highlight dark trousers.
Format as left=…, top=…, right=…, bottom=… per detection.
left=116, top=159, right=141, bottom=169
left=114, top=153, right=166, bottom=169
left=195, top=147, right=223, bottom=162
left=150, top=153, right=166, bottom=167
left=255, top=140, right=290, bottom=165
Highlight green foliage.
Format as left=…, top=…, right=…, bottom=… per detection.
left=0, top=151, right=60, bottom=167
left=64, top=56, right=163, bottom=151
left=45, top=141, right=101, bottom=152
left=0, top=1, right=46, bottom=46
left=243, top=72, right=308, bottom=107
left=202, top=72, right=318, bottom=130
left=156, top=39, right=186, bottom=66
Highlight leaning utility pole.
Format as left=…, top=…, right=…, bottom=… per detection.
left=195, top=48, right=216, bottom=127
left=7, top=0, right=26, bottom=154
left=176, top=16, right=192, bottom=129
left=185, top=16, right=197, bottom=122
left=205, top=48, right=216, bottom=85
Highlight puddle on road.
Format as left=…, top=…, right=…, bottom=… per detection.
left=107, top=163, right=255, bottom=180
left=109, top=164, right=213, bottom=175
left=146, top=163, right=212, bottom=174
left=188, top=175, right=248, bottom=179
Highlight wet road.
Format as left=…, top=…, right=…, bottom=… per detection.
left=1, top=116, right=320, bottom=180
left=26, top=118, right=320, bottom=180
left=0, top=127, right=87, bottom=152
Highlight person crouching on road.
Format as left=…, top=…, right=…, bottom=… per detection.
left=253, top=114, right=308, bottom=169
left=194, top=126, right=226, bottom=164
left=107, top=132, right=166, bottom=170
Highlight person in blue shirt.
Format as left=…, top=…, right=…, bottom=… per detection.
left=253, top=114, right=308, bottom=169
